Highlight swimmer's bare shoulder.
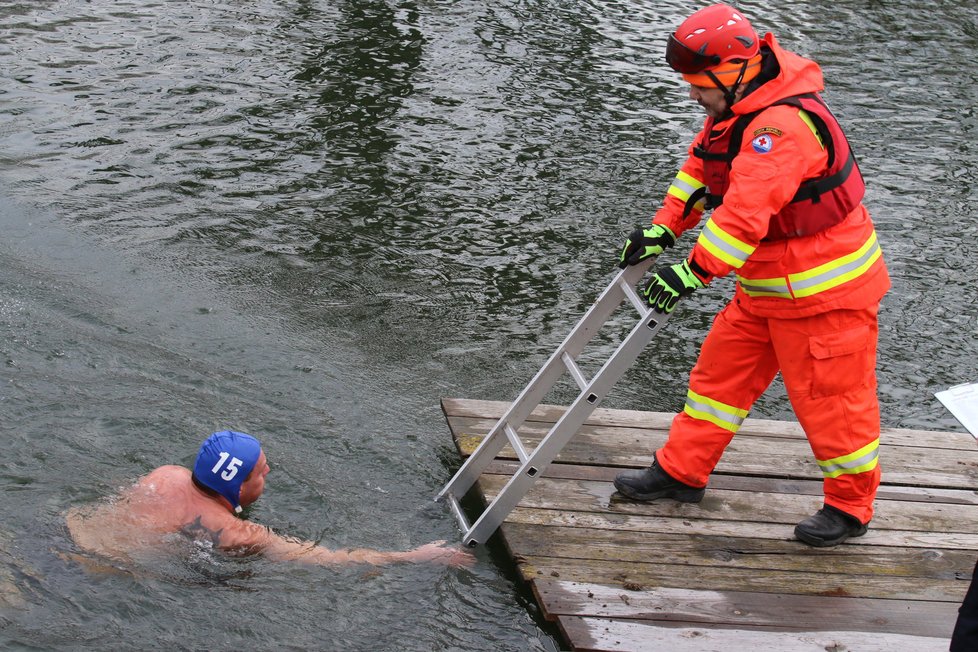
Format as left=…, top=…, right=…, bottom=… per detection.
left=65, top=465, right=274, bottom=558
left=133, top=465, right=277, bottom=554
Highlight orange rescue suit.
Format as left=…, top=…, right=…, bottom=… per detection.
left=650, top=33, right=890, bottom=524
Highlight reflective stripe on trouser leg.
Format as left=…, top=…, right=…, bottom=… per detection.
left=770, top=306, right=882, bottom=524
left=657, top=299, right=779, bottom=488
left=817, top=439, right=879, bottom=478
left=684, top=389, right=749, bottom=433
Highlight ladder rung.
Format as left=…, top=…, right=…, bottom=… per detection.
left=621, top=277, right=650, bottom=315
left=561, top=351, right=589, bottom=392
left=504, top=423, right=530, bottom=464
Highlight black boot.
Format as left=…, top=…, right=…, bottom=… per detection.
left=794, top=504, right=868, bottom=547
left=614, top=455, right=705, bottom=503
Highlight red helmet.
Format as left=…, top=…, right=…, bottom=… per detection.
left=666, top=4, right=760, bottom=75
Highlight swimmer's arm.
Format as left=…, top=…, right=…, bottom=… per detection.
left=225, top=522, right=472, bottom=567
left=264, top=535, right=472, bottom=567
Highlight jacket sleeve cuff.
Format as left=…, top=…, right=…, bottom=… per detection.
left=652, top=204, right=692, bottom=239
left=687, top=254, right=714, bottom=286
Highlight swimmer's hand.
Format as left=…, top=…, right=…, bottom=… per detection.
left=406, top=540, right=475, bottom=567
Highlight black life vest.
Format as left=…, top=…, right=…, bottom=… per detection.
left=689, top=93, right=865, bottom=241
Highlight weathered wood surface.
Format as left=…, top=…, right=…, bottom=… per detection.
left=557, top=616, right=950, bottom=652
left=442, top=398, right=978, bottom=652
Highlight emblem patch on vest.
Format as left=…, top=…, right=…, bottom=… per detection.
left=751, top=134, right=775, bottom=154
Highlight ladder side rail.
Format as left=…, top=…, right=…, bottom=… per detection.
left=462, top=304, right=670, bottom=546
left=436, top=260, right=652, bottom=504
left=443, top=493, right=471, bottom=535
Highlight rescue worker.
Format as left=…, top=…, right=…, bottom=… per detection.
left=613, top=3, right=890, bottom=547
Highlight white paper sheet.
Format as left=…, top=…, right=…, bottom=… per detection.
left=935, top=382, right=978, bottom=437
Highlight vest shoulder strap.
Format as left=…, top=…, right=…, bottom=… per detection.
left=727, top=94, right=830, bottom=162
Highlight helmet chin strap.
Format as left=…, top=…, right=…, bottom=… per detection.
left=705, top=59, right=749, bottom=118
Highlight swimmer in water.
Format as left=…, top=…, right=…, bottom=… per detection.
left=66, top=431, right=472, bottom=567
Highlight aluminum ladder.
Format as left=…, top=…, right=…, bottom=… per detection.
left=436, top=257, right=669, bottom=547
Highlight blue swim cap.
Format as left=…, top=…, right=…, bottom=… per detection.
left=192, top=431, right=262, bottom=513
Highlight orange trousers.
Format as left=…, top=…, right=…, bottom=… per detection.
left=656, top=296, right=882, bottom=523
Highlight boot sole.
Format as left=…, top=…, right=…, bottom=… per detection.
left=613, top=479, right=705, bottom=503
left=794, top=524, right=868, bottom=548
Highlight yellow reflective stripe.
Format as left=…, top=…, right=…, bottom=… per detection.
left=683, top=389, right=749, bottom=433
left=667, top=170, right=706, bottom=202
left=697, top=219, right=756, bottom=269
left=797, top=110, right=824, bottom=149
left=737, top=230, right=883, bottom=300
left=737, top=276, right=792, bottom=298
left=817, top=439, right=880, bottom=479
left=789, top=232, right=882, bottom=298
left=667, top=171, right=706, bottom=213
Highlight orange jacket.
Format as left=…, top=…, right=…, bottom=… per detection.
left=653, top=33, right=889, bottom=319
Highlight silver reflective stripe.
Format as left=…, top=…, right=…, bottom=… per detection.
left=684, top=390, right=748, bottom=433
left=698, top=220, right=753, bottom=268
left=737, top=231, right=883, bottom=300
left=669, top=176, right=702, bottom=201
left=790, top=237, right=882, bottom=298
left=817, top=440, right=880, bottom=479
left=737, top=278, right=791, bottom=298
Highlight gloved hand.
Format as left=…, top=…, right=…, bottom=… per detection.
left=643, top=260, right=705, bottom=314
left=618, top=224, right=676, bottom=268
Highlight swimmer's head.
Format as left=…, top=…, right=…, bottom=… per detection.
left=192, top=431, right=262, bottom=513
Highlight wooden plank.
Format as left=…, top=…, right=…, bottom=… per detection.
left=479, top=459, right=978, bottom=506
left=533, top=580, right=957, bottom=638
left=518, top=556, right=966, bottom=602
left=505, top=523, right=974, bottom=583
left=447, top=415, right=978, bottom=489
left=477, top=474, right=978, bottom=538
left=503, top=505, right=978, bottom=551
left=556, top=615, right=950, bottom=652
left=441, top=397, right=666, bottom=431
left=442, top=398, right=977, bottom=450
left=503, top=503, right=978, bottom=553
left=446, top=411, right=976, bottom=464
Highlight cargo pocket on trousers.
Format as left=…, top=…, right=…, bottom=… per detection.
left=809, top=325, right=872, bottom=398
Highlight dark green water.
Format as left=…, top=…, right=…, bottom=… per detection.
left=1, top=1, right=976, bottom=649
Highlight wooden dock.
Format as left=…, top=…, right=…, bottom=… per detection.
left=442, top=397, right=978, bottom=652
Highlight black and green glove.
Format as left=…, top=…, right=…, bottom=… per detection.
left=618, top=224, right=676, bottom=268
left=643, top=260, right=705, bottom=314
